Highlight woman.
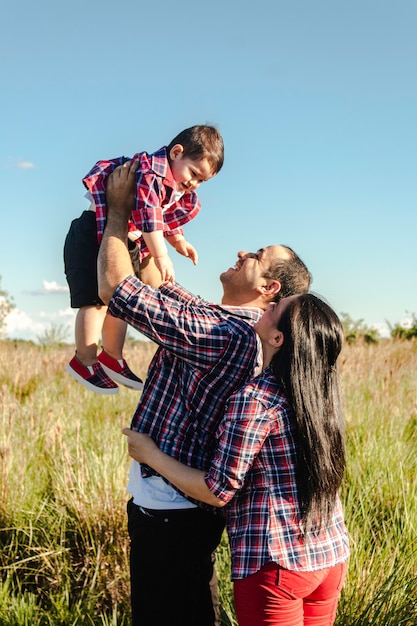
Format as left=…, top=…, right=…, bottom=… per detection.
left=123, top=293, right=350, bottom=625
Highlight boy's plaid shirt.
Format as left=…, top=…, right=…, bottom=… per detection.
left=83, top=147, right=200, bottom=258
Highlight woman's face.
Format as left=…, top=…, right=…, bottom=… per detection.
left=254, top=295, right=298, bottom=345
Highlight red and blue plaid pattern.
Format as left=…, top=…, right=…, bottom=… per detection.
left=108, top=277, right=263, bottom=477
left=83, top=147, right=200, bottom=260
left=205, top=367, right=350, bottom=579
left=66, top=355, right=119, bottom=395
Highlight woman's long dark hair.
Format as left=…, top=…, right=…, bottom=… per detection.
left=271, top=294, right=346, bottom=532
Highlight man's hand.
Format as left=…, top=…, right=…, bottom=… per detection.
left=106, top=159, right=139, bottom=222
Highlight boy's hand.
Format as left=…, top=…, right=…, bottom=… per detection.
left=167, top=237, right=198, bottom=265
left=154, top=254, right=175, bottom=282
left=106, top=160, right=138, bottom=221
left=176, top=240, right=198, bottom=265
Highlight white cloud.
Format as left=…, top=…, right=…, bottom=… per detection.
left=43, top=280, right=69, bottom=293
left=4, top=307, right=75, bottom=343
left=2, top=158, right=36, bottom=170
left=371, top=322, right=390, bottom=339
left=39, top=307, right=74, bottom=320
left=25, top=280, right=69, bottom=296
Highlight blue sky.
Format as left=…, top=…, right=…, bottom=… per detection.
left=1, top=0, right=416, bottom=342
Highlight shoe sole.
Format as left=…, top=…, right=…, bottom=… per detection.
left=100, top=364, right=144, bottom=391
left=66, top=364, right=119, bottom=395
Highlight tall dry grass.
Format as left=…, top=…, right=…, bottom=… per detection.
left=336, top=340, right=417, bottom=625
left=0, top=340, right=156, bottom=625
left=0, top=338, right=416, bottom=625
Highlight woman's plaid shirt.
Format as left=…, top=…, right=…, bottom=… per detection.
left=205, top=367, right=350, bottom=579
left=108, top=276, right=263, bottom=478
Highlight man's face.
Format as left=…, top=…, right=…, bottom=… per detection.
left=169, top=144, right=213, bottom=193
left=220, top=245, right=291, bottom=298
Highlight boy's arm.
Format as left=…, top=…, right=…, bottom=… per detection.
left=141, top=230, right=175, bottom=282
left=165, top=234, right=198, bottom=265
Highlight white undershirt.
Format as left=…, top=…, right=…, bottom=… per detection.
left=127, top=461, right=197, bottom=510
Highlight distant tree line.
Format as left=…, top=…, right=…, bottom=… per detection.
left=341, top=312, right=417, bottom=344
left=388, top=314, right=417, bottom=341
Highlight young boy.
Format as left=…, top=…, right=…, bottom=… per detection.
left=64, top=125, right=224, bottom=394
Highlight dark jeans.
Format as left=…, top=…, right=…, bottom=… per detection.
left=127, top=499, right=225, bottom=626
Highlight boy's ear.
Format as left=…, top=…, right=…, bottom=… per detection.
left=169, top=144, right=184, bottom=161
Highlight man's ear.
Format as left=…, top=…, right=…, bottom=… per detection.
left=257, top=280, right=281, bottom=299
left=169, top=144, right=184, bottom=161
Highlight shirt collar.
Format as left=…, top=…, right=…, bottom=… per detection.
left=221, top=305, right=263, bottom=323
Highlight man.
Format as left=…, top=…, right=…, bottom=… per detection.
left=98, top=160, right=311, bottom=626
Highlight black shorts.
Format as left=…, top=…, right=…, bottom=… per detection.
left=64, top=211, right=141, bottom=308
left=64, top=211, right=102, bottom=308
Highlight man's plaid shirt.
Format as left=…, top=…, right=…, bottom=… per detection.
left=205, top=367, right=350, bottom=579
left=108, top=276, right=263, bottom=477
left=83, top=147, right=200, bottom=259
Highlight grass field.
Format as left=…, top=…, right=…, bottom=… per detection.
left=0, top=338, right=416, bottom=625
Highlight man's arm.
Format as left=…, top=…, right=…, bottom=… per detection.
left=98, top=160, right=140, bottom=304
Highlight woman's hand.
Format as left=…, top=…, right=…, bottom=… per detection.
left=122, top=428, right=158, bottom=465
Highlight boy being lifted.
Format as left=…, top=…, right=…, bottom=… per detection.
left=64, top=125, right=224, bottom=394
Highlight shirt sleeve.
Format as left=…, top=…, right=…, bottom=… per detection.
left=131, top=172, right=166, bottom=233
left=205, top=391, right=273, bottom=503
left=159, top=282, right=207, bottom=305
left=164, top=226, right=184, bottom=238
left=162, top=191, right=201, bottom=233
left=108, top=276, right=245, bottom=369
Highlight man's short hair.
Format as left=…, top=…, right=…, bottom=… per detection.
left=167, top=125, right=224, bottom=175
left=265, top=246, right=312, bottom=300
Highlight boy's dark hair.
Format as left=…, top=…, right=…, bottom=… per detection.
left=167, top=125, right=224, bottom=175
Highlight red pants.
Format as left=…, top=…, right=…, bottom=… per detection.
left=234, top=561, right=347, bottom=626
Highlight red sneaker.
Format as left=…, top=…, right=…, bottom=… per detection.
left=98, top=350, right=144, bottom=391
left=66, top=355, right=119, bottom=395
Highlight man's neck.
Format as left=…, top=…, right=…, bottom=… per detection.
left=221, top=295, right=265, bottom=310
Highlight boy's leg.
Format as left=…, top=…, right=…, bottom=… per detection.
left=101, top=314, right=128, bottom=361
left=75, top=305, right=108, bottom=365
left=99, top=314, right=143, bottom=390
left=64, top=211, right=118, bottom=394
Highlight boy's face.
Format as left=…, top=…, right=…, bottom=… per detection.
left=169, top=144, right=214, bottom=193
